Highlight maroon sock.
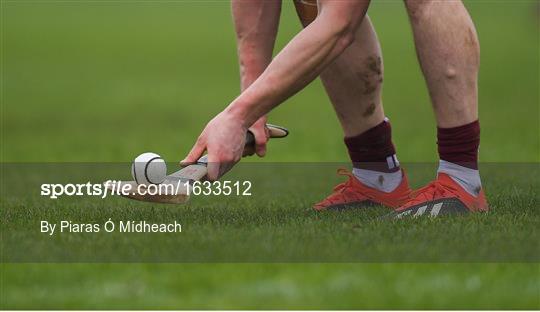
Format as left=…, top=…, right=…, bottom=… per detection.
left=437, top=120, right=480, bottom=170
left=344, top=119, right=400, bottom=173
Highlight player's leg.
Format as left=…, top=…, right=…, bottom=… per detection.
left=293, top=0, right=411, bottom=210
left=405, top=0, right=479, bottom=127
left=396, top=0, right=487, bottom=216
left=295, top=0, right=384, bottom=136
left=321, top=17, right=385, bottom=137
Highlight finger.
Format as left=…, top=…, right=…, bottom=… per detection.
left=256, top=144, right=266, bottom=158
left=180, top=138, right=206, bottom=166
left=206, top=153, right=220, bottom=181
left=219, top=161, right=235, bottom=179
left=207, top=151, right=239, bottom=180
left=251, top=126, right=269, bottom=157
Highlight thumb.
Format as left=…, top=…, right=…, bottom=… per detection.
left=180, top=138, right=206, bottom=166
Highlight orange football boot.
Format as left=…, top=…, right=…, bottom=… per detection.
left=393, top=172, right=489, bottom=218
left=313, top=168, right=412, bottom=211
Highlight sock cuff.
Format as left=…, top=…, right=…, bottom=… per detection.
left=437, top=120, right=480, bottom=170
left=437, top=120, right=480, bottom=139
left=344, top=119, right=398, bottom=172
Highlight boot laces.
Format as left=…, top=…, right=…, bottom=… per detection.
left=320, top=168, right=360, bottom=205
left=332, top=168, right=355, bottom=192
left=407, top=179, right=457, bottom=206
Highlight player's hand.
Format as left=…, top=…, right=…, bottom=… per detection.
left=180, top=111, right=248, bottom=181
left=244, top=116, right=269, bottom=157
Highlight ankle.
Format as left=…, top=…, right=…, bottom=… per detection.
left=353, top=168, right=403, bottom=193
left=437, top=160, right=482, bottom=196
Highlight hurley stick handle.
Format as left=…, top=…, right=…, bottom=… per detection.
left=196, top=123, right=288, bottom=164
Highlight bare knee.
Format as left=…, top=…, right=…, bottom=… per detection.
left=404, top=0, right=434, bottom=22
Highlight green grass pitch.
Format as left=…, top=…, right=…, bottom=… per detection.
left=1, top=0, right=539, bottom=309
